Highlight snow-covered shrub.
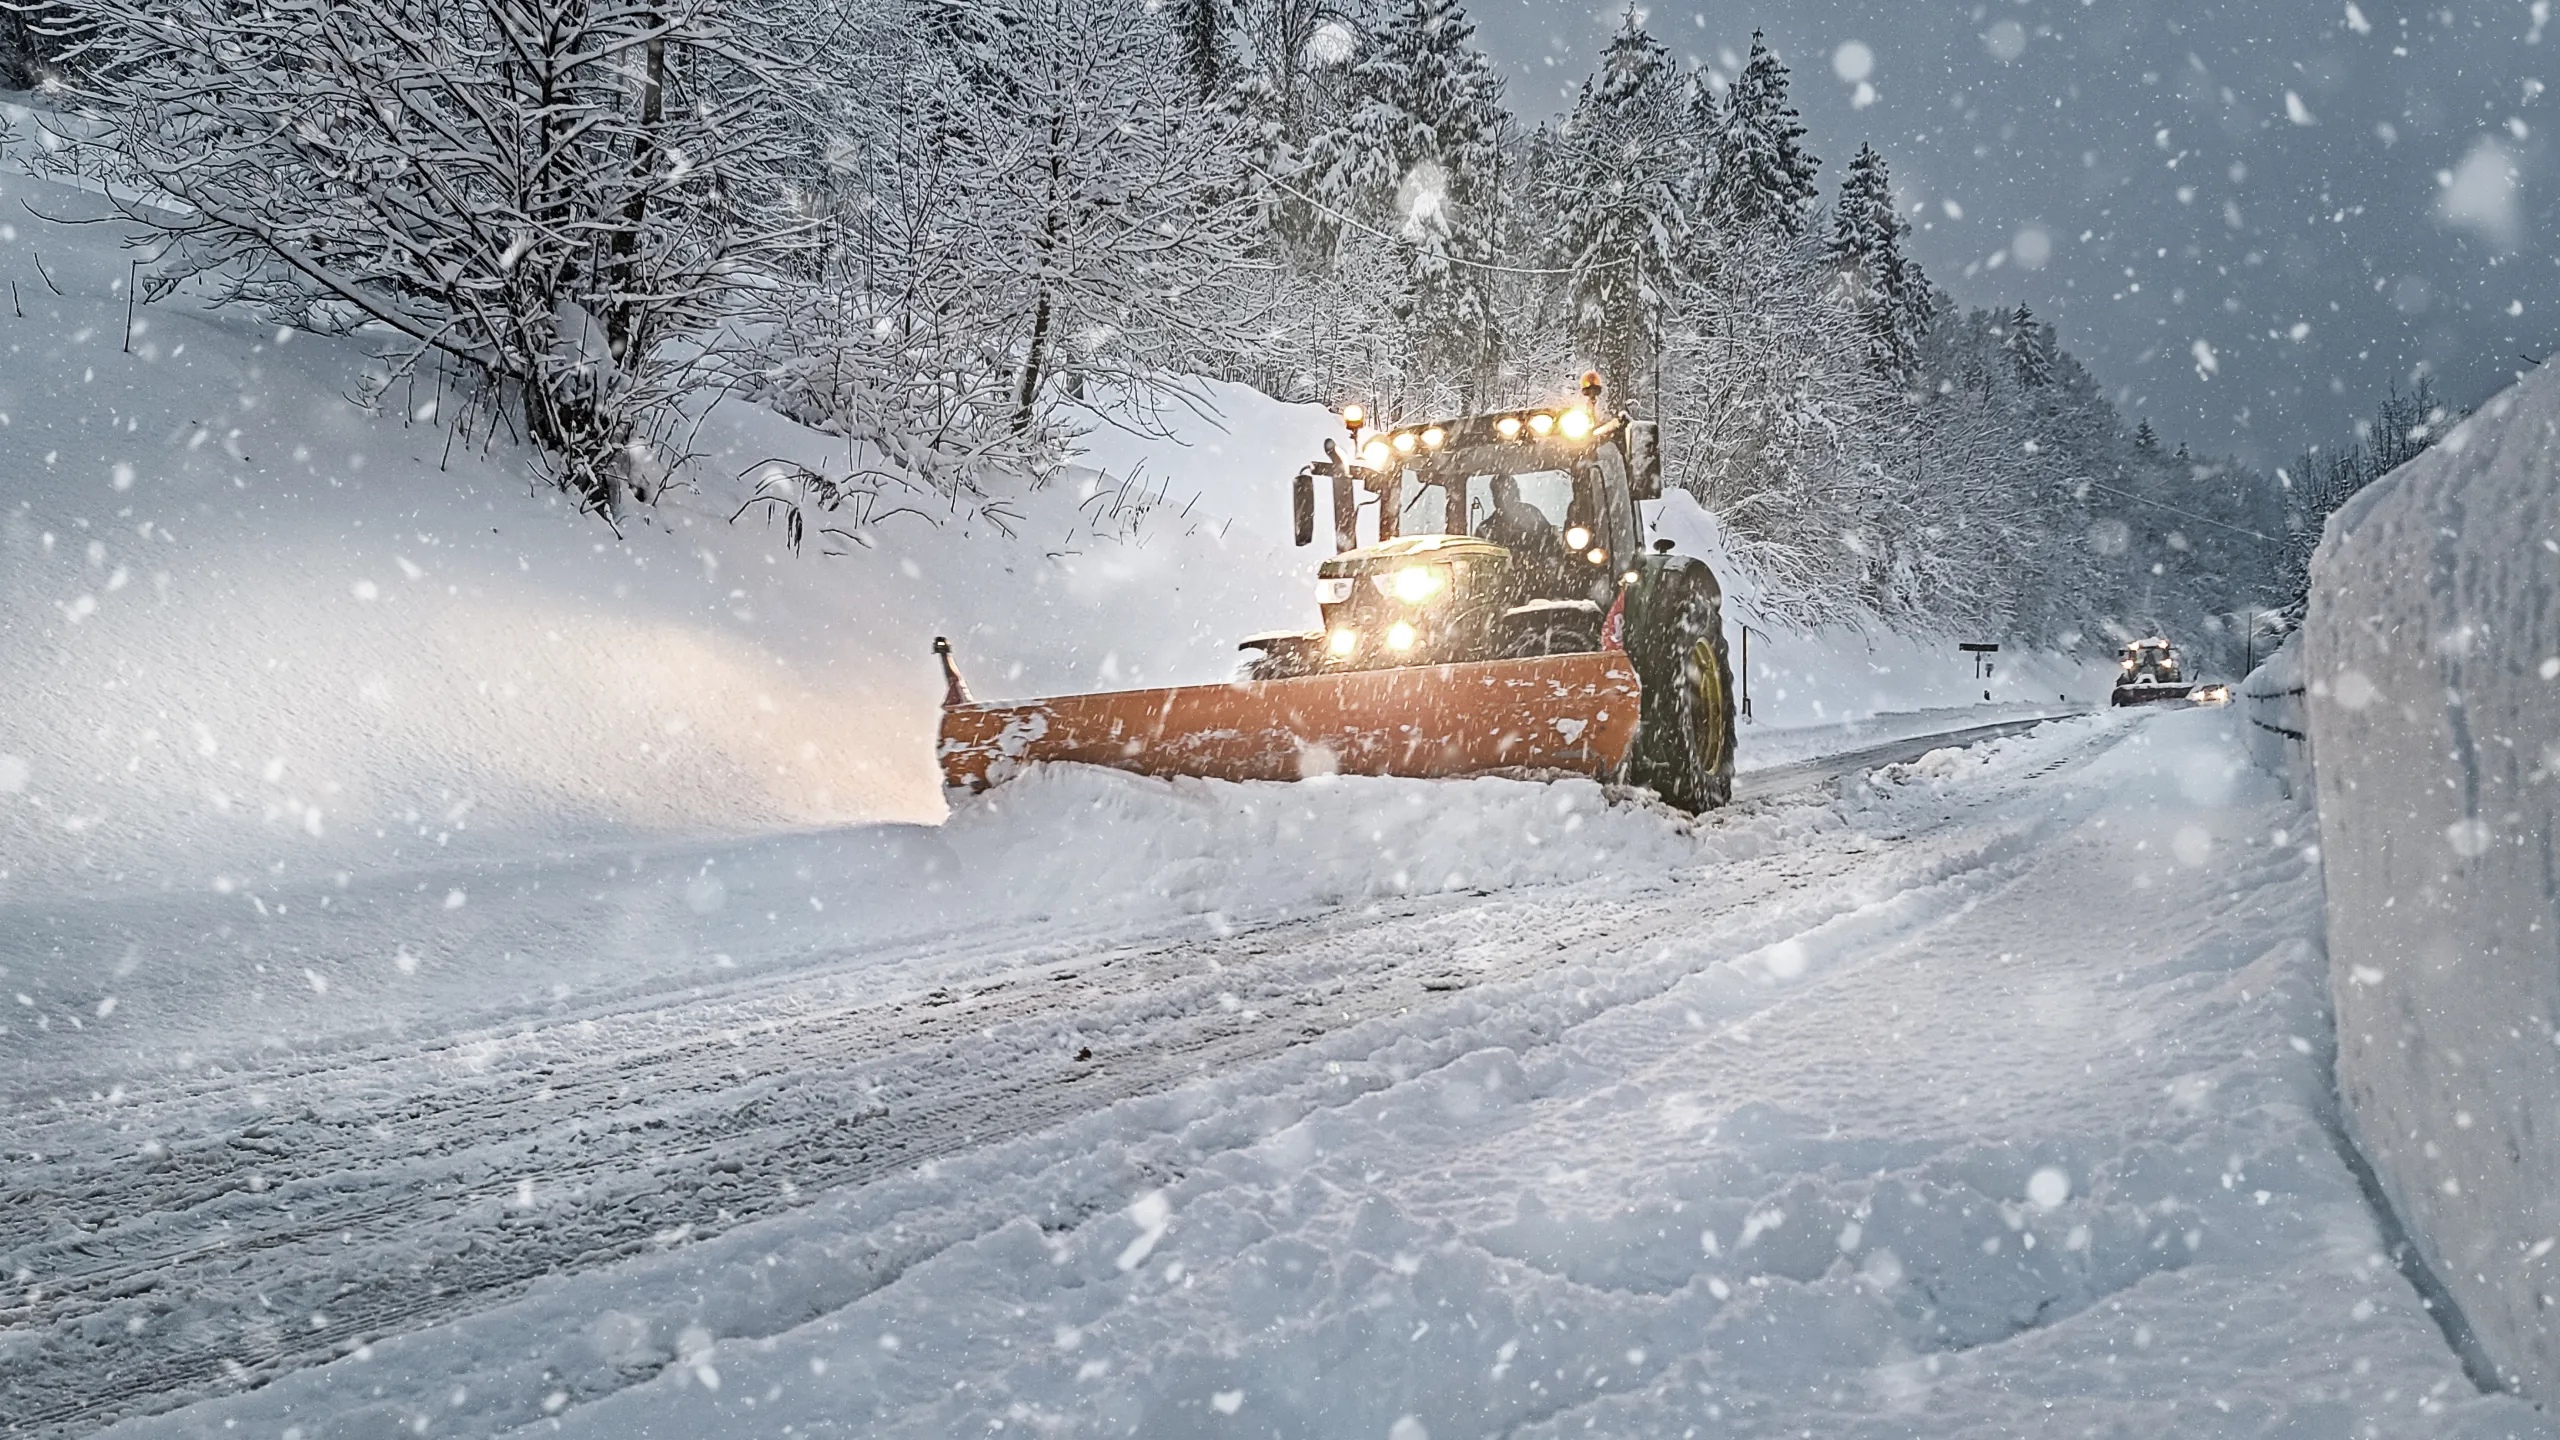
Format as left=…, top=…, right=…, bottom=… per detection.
left=61, top=0, right=812, bottom=522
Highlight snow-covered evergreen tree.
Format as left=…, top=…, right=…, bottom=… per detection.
left=1704, top=33, right=1820, bottom=239
left=1544, top=12, right=1689, bottom=407
left=1826, top=143, right=1923, bottom=381
left=1300, top=0, right=1506, bottom=403
left=2005, top=306, right=2057, bottom=389
left=1169, top=0, right=1238, bottom=100
left=1224, top=0, right=1366, bottom=265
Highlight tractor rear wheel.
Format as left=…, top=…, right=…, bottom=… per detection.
left=1621, top=560, right=1736, bottom=812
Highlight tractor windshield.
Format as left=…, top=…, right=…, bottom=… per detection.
left=1465, top=471, right=1575, bottom=532
left=1393, top=465, right=1577, bottom=537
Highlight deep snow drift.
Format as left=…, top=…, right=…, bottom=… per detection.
left=2307, top=359, right=2560, bottom=1406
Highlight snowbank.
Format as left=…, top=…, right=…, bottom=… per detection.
left=1, top=767, right=1728, bottom=1088
left=2305, top=360, right=2560, bottom=1404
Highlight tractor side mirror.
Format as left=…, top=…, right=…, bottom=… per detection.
left=1292, top=469, right=1316, bottom=548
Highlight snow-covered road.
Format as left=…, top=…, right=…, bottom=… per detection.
left=6, top=710, right=2548, bottom=1439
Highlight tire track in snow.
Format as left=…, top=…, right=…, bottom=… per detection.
left=0, top=717, right=2109, bottom=1438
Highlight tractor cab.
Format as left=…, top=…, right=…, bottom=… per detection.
left=1255, top=376, right=1665, bottom=678
left=2111, top=636, right=2202, bottom=706
left=2119, top=638, right=2184, bottom=685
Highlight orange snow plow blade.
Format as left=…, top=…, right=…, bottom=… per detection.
left=938, top=653, right=1642, bottom=792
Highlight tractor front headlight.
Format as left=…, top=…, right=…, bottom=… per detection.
left=1558, top=407, right=1593, bottom=440
left=1379, top=565, right=1447, bottom=603
left=1564, top=525, right=1591, bottom=551
left=1586, top=547, right=1609, bottom=566
left=1360, top=439, right=1392, bottom=469
left=1386, top=621, right=1418, bottom=652
left=1527, top=412, right=1556, bottom=437
left=1328, top=628, right=1360, bottom=657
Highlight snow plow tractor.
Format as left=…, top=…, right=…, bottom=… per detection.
left=2109, top=637, right=2223, bottom=706
left=936, top=374, right=1740, bottom=812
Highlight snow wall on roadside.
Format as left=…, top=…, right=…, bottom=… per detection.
left=2306, top=360, right=2560, bottom=1404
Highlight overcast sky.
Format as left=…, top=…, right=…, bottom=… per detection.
left=1468, top=0, right=2555, bottom=468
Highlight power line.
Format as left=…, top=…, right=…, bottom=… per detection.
left=2072, top=476, right=2280, bottom=543
left=1243, top=162, right=1637, bottom=278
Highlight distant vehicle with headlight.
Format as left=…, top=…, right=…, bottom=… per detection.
left=2111, top=636, right=2224, bottom=706
left=934, top=373, right=1739, bottom=813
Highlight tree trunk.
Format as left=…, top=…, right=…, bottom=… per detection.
left=1014, top=285, right=1052, bottom=433
left=1014, top=108, right=1066, bottom=434
left=605, top=22, right=668, bottom=363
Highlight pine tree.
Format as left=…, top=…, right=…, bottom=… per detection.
left=2134, top=419, right=2160, bottom=454
left=1227, top=0, right=1368, bottom=266
left=1827, top=143, right=1921, bottom=380
left=2005, top=305, right=2055, bottom=388
left=1545, top=11, right=1689, bottom=405
left=1343, top=0, right=1506, bottom=398
left=1706, top=32, right=1820, bottom=238
left=1676, top=73, right=1723, bottom=269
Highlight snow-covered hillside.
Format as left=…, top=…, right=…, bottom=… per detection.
left=0, top=168, right=1336, bottom=901
left=0, top=163, right=2103, bottom=909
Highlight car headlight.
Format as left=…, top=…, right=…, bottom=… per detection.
left=1328, top=628, right=1360, bottom=657
left=1385, top=621, right=1418, bottom=651
left=1564, top=525, right=1591, bottom=551
left=1316, top=577, right=1354, bottom=604
left=1378, top=565, right=1447, bottom=602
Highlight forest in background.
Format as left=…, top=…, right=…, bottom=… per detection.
left=4, top=0, right=2447, bottom=664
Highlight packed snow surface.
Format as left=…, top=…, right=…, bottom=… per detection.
left=2307, top=360, right=2560, bottom=1406
left=9, top=708, right=2546, bottom=1439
